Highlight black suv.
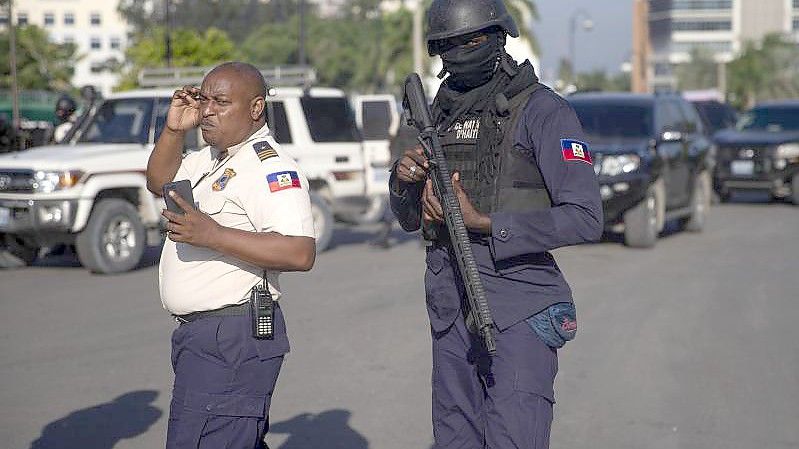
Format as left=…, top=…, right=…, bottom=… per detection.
left=568, top=93, right=713, bottom=248
left=713, top=100, right=799, bottom=204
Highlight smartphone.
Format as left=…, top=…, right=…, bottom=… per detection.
left=162, top=180, right=195, bottom=214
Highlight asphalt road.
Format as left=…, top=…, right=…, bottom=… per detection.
left=1, top=198, right=798, bottom=449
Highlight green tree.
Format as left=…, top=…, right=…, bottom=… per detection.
left=573, top=70, right=631, bottom=92
left=0, top=25, right=78, bottom=91
left=727, top=33, right=799, bottom=109
left=674, top=47, right=718, bottom=91
left=117, top=27, right=238, bottom=90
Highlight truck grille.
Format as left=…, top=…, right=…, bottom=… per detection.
left=716, top=146, right=772, bottom=176
left=0, top=169, right=36, bottom=193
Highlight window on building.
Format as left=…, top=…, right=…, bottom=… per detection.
left=90, top=37, right=101, bottom=50
left=110, top=37, right=122, bottom=50
left=90, top=12, right=101, bottom=26
left=794, top=18, right=799, bottom=30
left=64, top=12, right=74, bottom=25
left=794, top=0, right=799, bottom=9
left=0, top=16, right=8, bottom=26
left=672, top=20, right=732, bottom=31
left=672, top=41, right=732, bottom=54
left=44, top=12, right=55, bottom=26
left=90, top=62, right=104, bottom=74
left=63, top=36, right=75, bottom=45
left=17, top=12, right=28, bottom=25
left=672, top=0, right=732, bottom=10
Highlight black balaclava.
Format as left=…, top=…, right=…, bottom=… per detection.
left=439, top=32, right=503, bottom=91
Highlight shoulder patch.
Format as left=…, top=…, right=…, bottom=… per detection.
left=253, top=141, right=278, bottom=162
left=561, top=139, right=592, bottom=165
left=267, top=170, right=301, bottom=192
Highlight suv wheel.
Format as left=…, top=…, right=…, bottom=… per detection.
left=791, top=173, right=799, bottom=206
left=76, top=199, right=145, bottom=274
left=683, top=171, right=711, bottom=232
left=623, top=185, right=660, bottom=248
left=310, top=193, right=334, bottom=252
left=0, top=234, right=39, bottom=268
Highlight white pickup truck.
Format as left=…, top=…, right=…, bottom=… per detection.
left=0, top=75, right=395, bottom=273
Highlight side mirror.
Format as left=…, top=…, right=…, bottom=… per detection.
left=659, top=129, right=683, bottom=143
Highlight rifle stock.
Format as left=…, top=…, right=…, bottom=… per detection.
left=402, top=73, right=497, bottom=355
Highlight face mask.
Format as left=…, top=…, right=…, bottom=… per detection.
left=440, top=35, right=502, bottom=91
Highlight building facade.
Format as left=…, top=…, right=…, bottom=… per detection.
left=1, top=0, right=129, bottom=95
left=648, top=0, right=798, bottom=90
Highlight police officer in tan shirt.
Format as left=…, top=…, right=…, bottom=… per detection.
left=146, top=61, right=315, bottom=449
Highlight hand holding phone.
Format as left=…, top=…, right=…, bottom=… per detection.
left=163, top=180, right=195, bottom=214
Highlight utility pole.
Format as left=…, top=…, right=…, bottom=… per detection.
left=8, top=0, right=20, bottom=134
left=631, top=0, right=650, bottom=93
left=412, top=0, right=424, bottom=75
left=298, top=0, right=307, bottom=66
left=164, top=0, right=173, bottom=66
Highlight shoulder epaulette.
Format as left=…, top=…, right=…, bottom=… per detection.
left=253, top=141, right=278, bottom=162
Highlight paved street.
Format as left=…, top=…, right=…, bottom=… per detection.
left=1, top=199, right=798, bottom=449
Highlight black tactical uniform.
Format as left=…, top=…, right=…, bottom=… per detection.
left=389, top=0, right=603, bottom=447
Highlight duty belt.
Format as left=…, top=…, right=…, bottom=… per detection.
left=174, top=302, right=251, bottom=324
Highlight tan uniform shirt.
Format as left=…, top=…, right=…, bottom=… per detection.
left=159, top=124, right=315, bottom=315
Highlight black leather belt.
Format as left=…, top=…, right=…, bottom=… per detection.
left=174, top=302, right=250, bottom=324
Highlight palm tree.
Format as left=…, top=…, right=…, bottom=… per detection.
left=506, top=0, right=540, bottom=56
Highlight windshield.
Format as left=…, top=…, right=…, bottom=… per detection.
left=571, top=102, right=654, bottom=139
left=301, top=97, right=361, bottom=143
left=692, top=101, right=737, bottom=133
left=736, top=107, right=799, bottom=132
left=78, top=98, right=154, bottom=144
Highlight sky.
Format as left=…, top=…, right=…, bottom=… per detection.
left=531, top=0, right=633, bottom=80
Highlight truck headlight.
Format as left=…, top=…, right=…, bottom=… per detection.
left=775, top=143, right=799, bottom=160
left=32, top=170, right=84, bottom=193
left=600, top=155, right=640, bottom=177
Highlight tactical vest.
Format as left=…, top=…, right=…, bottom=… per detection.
left=439, top=83, right=552, bottom=216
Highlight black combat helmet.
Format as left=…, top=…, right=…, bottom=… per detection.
left=426, top=0, right=519, bottom=55
left=55, top=95, right=77, bottom=116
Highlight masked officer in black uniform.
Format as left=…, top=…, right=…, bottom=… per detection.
left=389, top=0, right=603, bottom=447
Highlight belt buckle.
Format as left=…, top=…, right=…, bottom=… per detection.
left=173, top=315, right=189, bottom=324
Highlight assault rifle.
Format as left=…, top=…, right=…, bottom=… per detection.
left=402, top=73, right=497, bottom=355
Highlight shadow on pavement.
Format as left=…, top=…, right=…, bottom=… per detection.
left=269, top=409, right=369, bottom=449
left=29, top=245, right=162, bottom=271
left=29, top=390, right=162, bottom=449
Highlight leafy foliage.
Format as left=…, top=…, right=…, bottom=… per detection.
left=117, top=27, right=238, bottom=90
left=726, top=33, right=799, bottom=109
left=0, top=25, right=78, bottom=91
left=675, top=48, right=718, bottom=91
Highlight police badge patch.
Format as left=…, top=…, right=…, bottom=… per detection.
left=212, top=168, right=236, bottom=191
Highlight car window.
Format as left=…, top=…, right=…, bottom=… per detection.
left=79, top=99, right=154, bottom=144
left=267, top=101, right=292, bottom=144
left=736, top=107, right=799, bottom=132
left=655, top=100, right=685, bottom=133
left=692, top=101, right=737, bottom=133
left=153, top=98, right=198, bottom=151
left=301, top=97, right=361, bottom=143
left=360, top=100, right=393, bottom=140
left=571, top=102, right=654, bottom=138
left=677, top=100, right=703, bottom=134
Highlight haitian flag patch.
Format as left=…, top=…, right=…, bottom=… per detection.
left=561, top=139, right=592, bottom=165
left=267, top=171, right=301, bottom=192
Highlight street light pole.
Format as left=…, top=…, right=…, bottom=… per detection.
left=164, top=0, right=172, bottom=67
left=568, top=9, right=593, bottom=82
left=8, top=0, right=20, bottom=134
left=413, top=0, right=424, bottom=75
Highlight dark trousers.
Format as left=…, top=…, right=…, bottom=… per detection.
left=431, top=314, right=557, bottom=449
left=166, top=307, right=290, bottom=449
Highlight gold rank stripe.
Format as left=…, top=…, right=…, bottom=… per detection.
left=257, top=149, right=278, bottom=161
